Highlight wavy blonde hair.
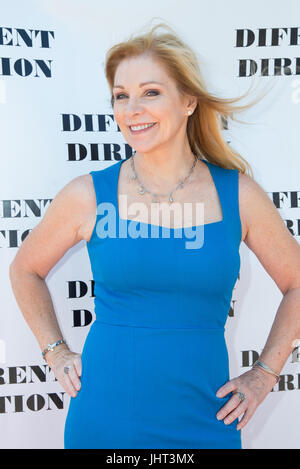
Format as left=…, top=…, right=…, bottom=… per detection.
left=105, top=21, right=266, bottom=178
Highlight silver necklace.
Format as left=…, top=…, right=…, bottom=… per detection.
left=129, top=153, right=198, bottom=203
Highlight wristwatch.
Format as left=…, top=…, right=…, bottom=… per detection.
left=42, top=339, right=66, bottom=360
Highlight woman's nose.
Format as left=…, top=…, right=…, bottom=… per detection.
left=125, top=98, right=143, bottom=116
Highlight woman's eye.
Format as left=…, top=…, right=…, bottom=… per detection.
left=145, top=90, right=159, bottom=97
left=115, top=90, right=159, bottom=100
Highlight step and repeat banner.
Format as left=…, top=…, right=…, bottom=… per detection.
left=1, top=0, right=299, bottom=449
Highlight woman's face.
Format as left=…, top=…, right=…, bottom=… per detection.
left=112, top=54, right=194, bottom=153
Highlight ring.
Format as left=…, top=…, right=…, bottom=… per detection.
left=64, top=366, right=71, bottom=374
left=233, top=390, right=245, bottom=402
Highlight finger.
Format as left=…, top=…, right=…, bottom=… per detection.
left=216, top=392, right=245, bottom=421
left=223, top=400, right=248, bottom=425
left=73, top=354, right=82, bottom=378
left=216, top=379, right=237, bottom=398
left=61, top=372, right=78, bottom=398
left=67, top=365, right=81, bottom=392
left=236, top=405, right=255, bottom=430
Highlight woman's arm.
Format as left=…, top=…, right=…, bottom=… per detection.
left=216, top=172, right=300, bottom=429
left=9, top=173, right=96, bottom=397
left=256, top=287, right=300, bottom=375
left=239, top=172, right=300, bottom=373
left=9, top=267, right=69, bottom=357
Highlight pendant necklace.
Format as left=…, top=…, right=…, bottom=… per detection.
left=129, top=153, right=198, bottom=203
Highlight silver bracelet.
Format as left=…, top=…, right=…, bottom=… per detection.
left=252, top=359, right=280, bottom=383
left=42, top=339, right=66, bottom=360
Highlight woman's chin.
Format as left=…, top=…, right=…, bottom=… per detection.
left=129, top=143, right=159, bottom=154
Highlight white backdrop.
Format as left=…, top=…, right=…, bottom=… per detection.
left=1, top=0, right=300, bottom=449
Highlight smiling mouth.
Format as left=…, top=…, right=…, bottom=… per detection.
left=129, top=122, right=157, bottom=133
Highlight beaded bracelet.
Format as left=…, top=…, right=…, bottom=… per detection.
left=42, top=339, right=66, bottom=360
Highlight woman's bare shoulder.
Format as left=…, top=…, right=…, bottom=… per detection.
left=65, top=172, right=94, bottom=194
left=52, top=173, right=96, bottom=220
left=238, top=170, right=282, bottom=244
left=64, top=173, right=97, bottom=242
left=238, top=172, right=261, bottom=242
left=9, top=173, right=97, bottom=278
left=238, top=170, right=300, bottom=294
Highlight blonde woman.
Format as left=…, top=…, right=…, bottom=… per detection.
left=9, top=23, right=300, bottom=449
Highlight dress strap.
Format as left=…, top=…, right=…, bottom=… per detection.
left=203, top=160, right=241, bottom=243
left=89, top=161, right=121, bottom=216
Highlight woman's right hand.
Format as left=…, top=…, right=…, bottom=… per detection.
left=45, top=345, right=82, bottom=398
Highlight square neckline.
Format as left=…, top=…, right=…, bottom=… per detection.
left=115, top=156, right=224, bottom=230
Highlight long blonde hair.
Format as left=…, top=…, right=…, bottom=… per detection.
left=105, top=21, right=265, bottom=178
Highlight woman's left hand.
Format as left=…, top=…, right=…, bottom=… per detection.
left=215, top=366, right=279, bottom=430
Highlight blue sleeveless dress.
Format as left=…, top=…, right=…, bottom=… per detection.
left=64, top=156, right=242, bottom=449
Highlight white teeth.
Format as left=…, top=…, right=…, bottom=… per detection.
left=130, top=123, right=155, bottom=131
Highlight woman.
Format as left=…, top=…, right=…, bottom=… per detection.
left=9, top=23, right=300, bottom=449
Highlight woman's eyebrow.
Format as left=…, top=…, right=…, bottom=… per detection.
left=113, top=81, right=164, bottom=89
